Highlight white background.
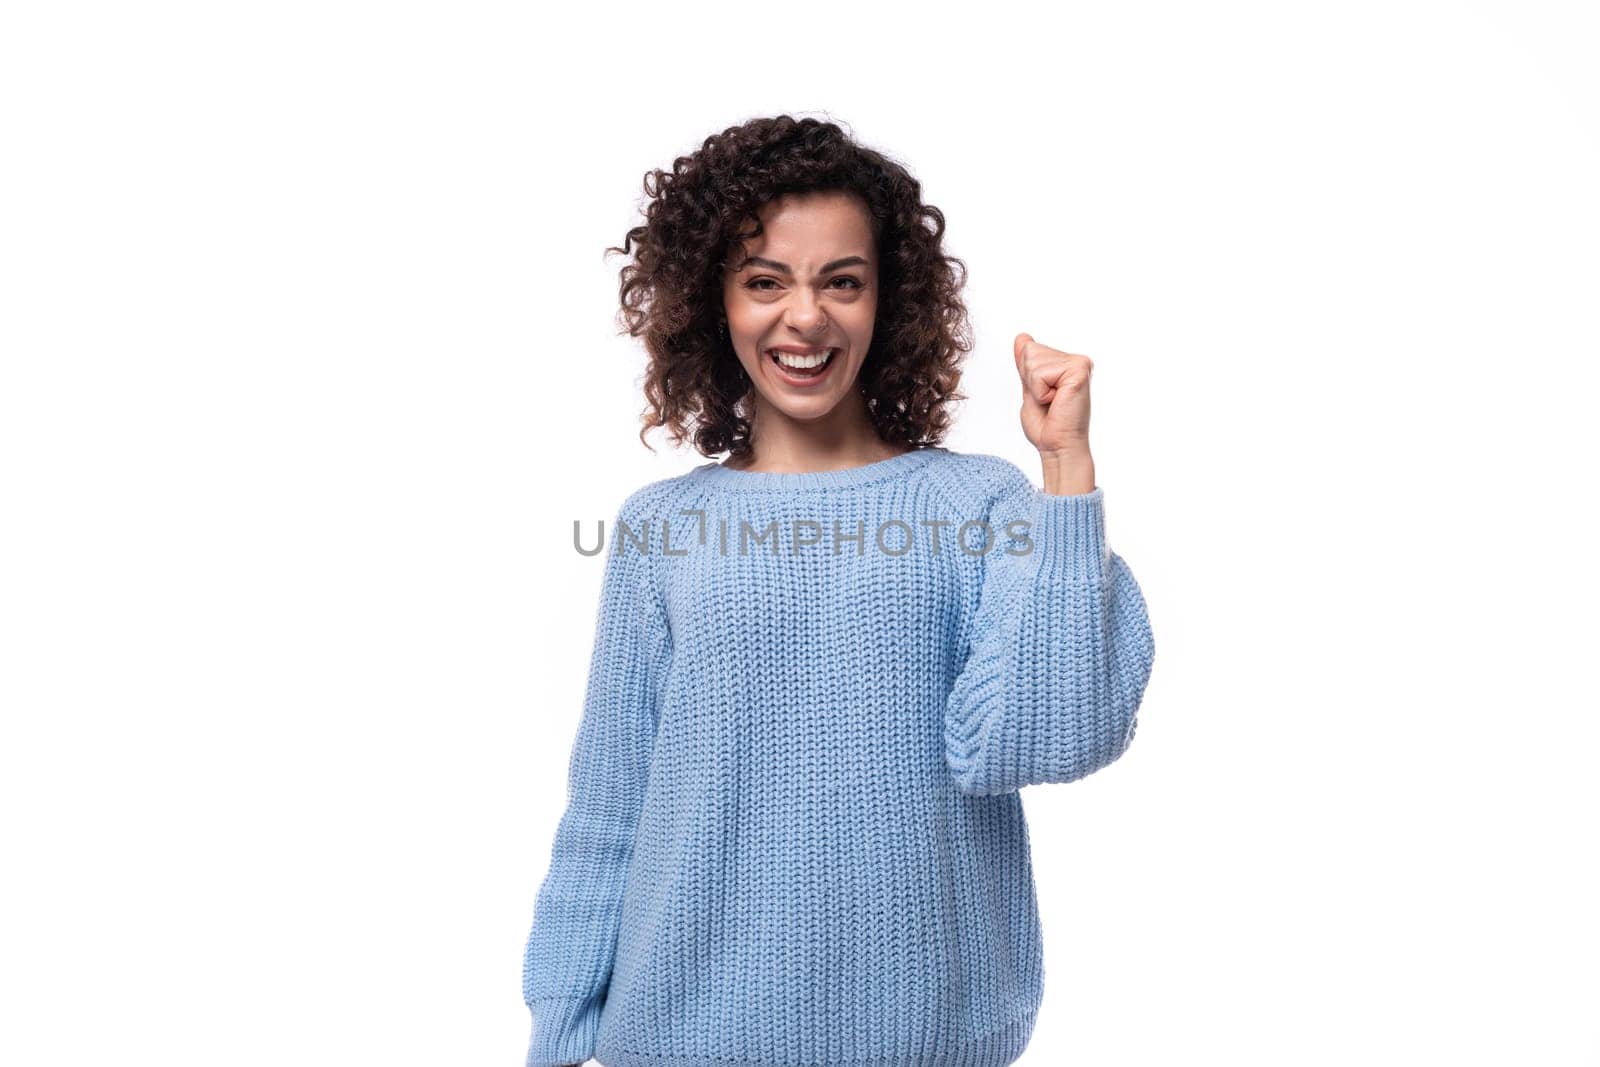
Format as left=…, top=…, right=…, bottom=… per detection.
left=3, top=1, right=1597, bottom=1064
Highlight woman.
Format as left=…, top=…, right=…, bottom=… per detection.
left=522, top=115, right=1156, bottom=1067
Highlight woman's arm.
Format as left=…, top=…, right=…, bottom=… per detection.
left=943, top=463, right=1155, bottom=795
left=522, top=493, right=670, bottom=1067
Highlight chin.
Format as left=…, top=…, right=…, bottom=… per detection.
left=780, top=400, right=847, bottom=421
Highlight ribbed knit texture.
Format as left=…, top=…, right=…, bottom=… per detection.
left=522, top=446, right=1156, bottom=1067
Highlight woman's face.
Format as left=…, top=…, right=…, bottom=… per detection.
left=721, top=190, right=879, bottom=423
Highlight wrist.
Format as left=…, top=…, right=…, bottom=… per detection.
left=1039, top=446, right=1095, bottom=495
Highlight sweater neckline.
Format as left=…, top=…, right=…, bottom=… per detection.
left=691, top=445, right=946, bottom=492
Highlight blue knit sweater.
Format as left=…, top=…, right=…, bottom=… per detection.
left=522, top=446, right=1156, bottom=1067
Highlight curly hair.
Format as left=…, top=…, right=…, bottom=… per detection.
left=606, top=115, right=974, bottom=461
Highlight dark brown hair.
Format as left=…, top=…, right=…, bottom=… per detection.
left=607, top=115, right=974, bottom=462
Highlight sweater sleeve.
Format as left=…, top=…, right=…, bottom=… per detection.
left=522, top=496, right=671, bottom=1067
left=943, top=467, right=1155, bottom=796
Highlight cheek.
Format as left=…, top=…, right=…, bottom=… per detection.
left=725, top=302, right=766, bottom=335
left=849, top=302, right=877, bottom=339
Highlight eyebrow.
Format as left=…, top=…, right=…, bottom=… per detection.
left=736, top=255, right=869, bottom=274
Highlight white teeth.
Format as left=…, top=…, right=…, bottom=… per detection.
left=769, top=348, right=835, bottom=369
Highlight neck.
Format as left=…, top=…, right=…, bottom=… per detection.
left=729, top=390, right=907, bottom=473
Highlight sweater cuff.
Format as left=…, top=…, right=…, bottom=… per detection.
left=1028, top=485, right=1108, bottom=583
left=526, top=995, right=600, bottom=1067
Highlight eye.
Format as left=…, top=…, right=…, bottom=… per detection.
left=744, top=275, right=863, bottom=292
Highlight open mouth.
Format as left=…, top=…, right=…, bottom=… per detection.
left=767, top=347, right=838, bottom=382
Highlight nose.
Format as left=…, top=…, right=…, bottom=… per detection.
left=783, top=290, right=830, bottom=337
